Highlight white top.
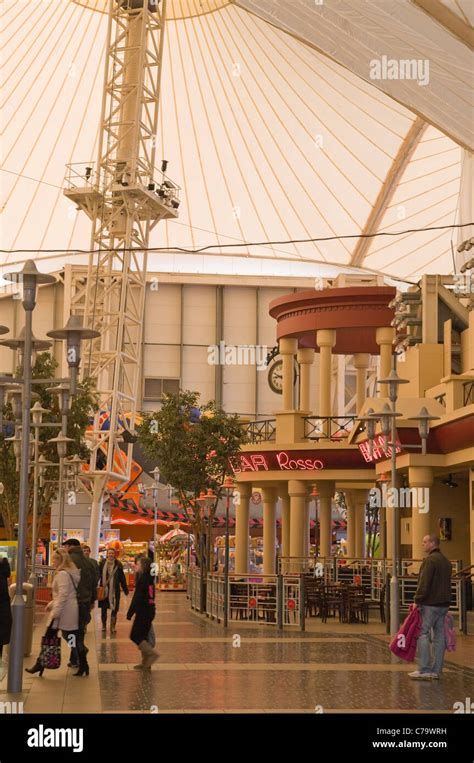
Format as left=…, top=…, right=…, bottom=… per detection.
left=48, top=569, right=80, bottom=631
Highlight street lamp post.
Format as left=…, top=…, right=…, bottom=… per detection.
left=195, top=492, right=207, bottom=613
left=310, top=485, right=319, bottom=570
left=0, top=267, right=93, bottom=693
left=47, top=432, right=74, bottom=547
left=151, top=466, right=160, bottom=581
left=195, top=489, right=215, bottom=614
left=220, top=476, right=235, bottom=627
left=367, top=358, right=409, bottom=636
left=28, top=402, right=52, bottom=586
left=2, top=262, right=55, bottom=694
left=139, top=470, right=173, bottom=586
left=47, top=316, right=100, bottom=554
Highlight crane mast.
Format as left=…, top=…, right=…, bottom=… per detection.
left=64, top=0, right=179, bottom=555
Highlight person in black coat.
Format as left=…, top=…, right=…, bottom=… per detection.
left=82, top=545, right=100, bottom=585
left=0, top=557, right=12, bottom=660
left=126, top=556, right=159, bottom=670
left=98, top=548, right=129, bottom=635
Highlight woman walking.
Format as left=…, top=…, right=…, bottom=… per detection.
left=26, top=548, right=89, bottom=677
left=98, top=548, right=129, bottom=635
left=126, top=557, right=159, bottom=670
left=0, top=557, right=12, bottom=665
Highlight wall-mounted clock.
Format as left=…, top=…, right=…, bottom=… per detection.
left=267, top=359, right=283, bottom=394
left=267, top=357, right=299, bottom=394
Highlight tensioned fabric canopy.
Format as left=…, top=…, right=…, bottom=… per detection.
left=1, top=0, right=472, bottom=280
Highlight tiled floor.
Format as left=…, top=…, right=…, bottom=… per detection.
left=1, top=592, right=472, bottom=713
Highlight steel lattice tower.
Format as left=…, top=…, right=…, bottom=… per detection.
left=64, top=0, right=179, bottom=554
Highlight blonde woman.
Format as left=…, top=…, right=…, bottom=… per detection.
left=26, top=548, right=89, bottom=677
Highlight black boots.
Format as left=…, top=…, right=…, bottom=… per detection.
left=72, top=651, right=89, bottom=677
left=25, top=661, right=44, bottom=677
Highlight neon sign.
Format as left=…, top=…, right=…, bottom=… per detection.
left=358, top=434, right=402, bottom=463
left=233, top=451, right=324, bottom=473
left=276, top=452, right=324, bottom=470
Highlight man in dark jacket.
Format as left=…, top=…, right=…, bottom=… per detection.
left=63, top=538, right=97, bottom=668
left=409, top=534, right=452, bottom=680
left=82, top=544, right=100, bottom=585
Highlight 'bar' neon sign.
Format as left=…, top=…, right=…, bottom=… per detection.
left=358, top=434, right=402, bottom=463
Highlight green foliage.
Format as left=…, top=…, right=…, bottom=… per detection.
left=0, top=353, right=99, bottom=541
left=138, top=390, right=248, bottom=562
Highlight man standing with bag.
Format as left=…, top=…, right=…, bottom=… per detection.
left=63, top=538, right=96, bottom=669
left=409, top=534, right=452, bottom=680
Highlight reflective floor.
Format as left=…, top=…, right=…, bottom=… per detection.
left=1, top=592, right=473, bottom=713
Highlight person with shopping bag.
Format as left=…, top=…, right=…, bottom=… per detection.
left=126, top=556, right=159, bottom=671
left=408, top=534, right=452, bottom=680
left=389, top=603, right=422, bottom=661
left=63, top=538, right=96, bottom=667
left=25, top=548, right=89, bottom=677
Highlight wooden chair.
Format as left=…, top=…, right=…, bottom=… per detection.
left=364, top=584, right=386, bottom=623
left=304, top=578, right=324, bottom=618
left=321, top=585, right=343, bottom=623
left=340, top=585, right=367, bottom=623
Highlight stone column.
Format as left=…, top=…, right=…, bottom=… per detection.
left=280, top=491, right=291, bottom=573
left=354, top=353, right=370, bottom=414
left=316, top=329, right=336, bottom=417
left=235, top=483, right=252, bottom=575
left=318, top=481, right=335, bottom=558
left=409, top=466, right=434, bottom=569
left=280, top=337, right=298, bottom=411
left=297, top=347, right=314, bottom=413
left=375, top=327, right=394, bottom=398
left=289, top=480, right=307, bottom=571
left=262, top=487, right=277, bottom=575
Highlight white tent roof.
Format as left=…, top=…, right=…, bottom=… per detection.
left=236, top=0, right=474, bottom=150
left=1, top=0, right=472, bottom=281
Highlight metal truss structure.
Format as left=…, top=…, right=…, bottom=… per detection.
left=63, top=0, right=179, bottom=553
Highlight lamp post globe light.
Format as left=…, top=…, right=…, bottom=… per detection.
left=47, top=315, right=100, bottom=396
left=408, top=407, right=440, bottom=455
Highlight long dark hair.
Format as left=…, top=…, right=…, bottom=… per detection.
left=139, top=556, right=152, bottom=576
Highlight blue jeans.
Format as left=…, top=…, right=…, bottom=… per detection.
left=417, top=605, right=448, bottom=675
